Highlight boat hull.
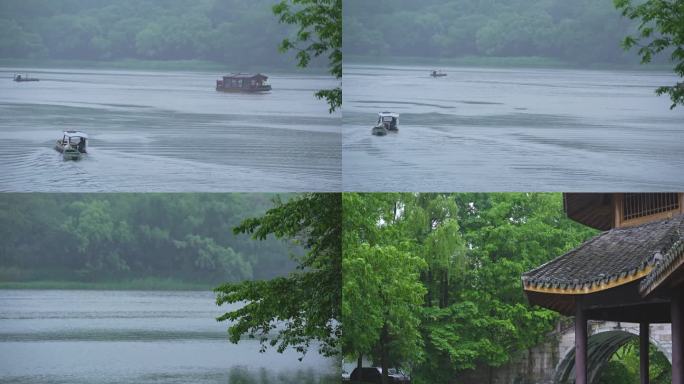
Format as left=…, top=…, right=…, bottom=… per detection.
left=216, top=85, right=272, bottom=93
left=55, top=141, right=84, bottom=160
left=372, top=125, right=388, bottom=136
left=62, top=150, right=82, bottom=161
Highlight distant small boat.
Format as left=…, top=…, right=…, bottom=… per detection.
left=55, top=131, right=88, bottom=160
left=13, top=73, right=39, bottom=82
left=430, top=70, right=447, bottom=77
left=372, top=112, right=399, bottom=136
left=216, top=73, right=271, bottom=93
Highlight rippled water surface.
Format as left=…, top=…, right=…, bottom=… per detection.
left=0, top=290, right=337, bottom=384
left=343, top=64, right=684, bottom=191
left=0, top=68, right=340, bottom=192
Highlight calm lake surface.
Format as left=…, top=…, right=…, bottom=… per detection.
left=343, top=64, right=684, bottom=191
left=0, top=67, right=340, bottom=192
left=0, top=290, right=337, bottom=384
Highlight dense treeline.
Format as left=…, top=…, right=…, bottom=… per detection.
left=0, top=194, right=298, bottom=284
left=344, top=0, right=646, bottom=65
left=343, top=193, right=598, bottom=383
left=0, top=0, right=317, bottom=68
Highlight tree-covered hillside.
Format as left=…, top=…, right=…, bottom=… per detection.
left=344, top=0, right=646, bottom=65
left=0, top=0, right=317, bottom=69
left=0, top=194, right=298, bottom=286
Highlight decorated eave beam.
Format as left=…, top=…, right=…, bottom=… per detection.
left=524, top=281, right=671, bottom=323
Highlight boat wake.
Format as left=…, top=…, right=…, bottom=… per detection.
left=0, top=146, right=338, bottom=192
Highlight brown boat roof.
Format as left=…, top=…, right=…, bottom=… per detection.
left=223, top=73, right=268, bottom=79
left=522, top=213, right=684, bottom=295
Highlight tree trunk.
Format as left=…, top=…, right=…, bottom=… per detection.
left=426, top=269, right=433, bottom=306
left=357, top=354, right=363, bottom=370
left=440, top=270, right=449, bottom=308
left=381, top=323, right=389, bottom=384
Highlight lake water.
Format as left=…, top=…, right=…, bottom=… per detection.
left=0, top=68, right=340, bottom=192
left=0, top=290, right=338, bottom=384
left=343, top=64, right=684, bottom=191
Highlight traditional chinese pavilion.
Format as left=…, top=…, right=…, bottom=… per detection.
left=523, top=193, right=684, bottom=384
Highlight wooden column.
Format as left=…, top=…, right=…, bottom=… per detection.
left=575, top=304, right=587, bottom=384
left=673, top=289, right=684, bottom=384
left=640, top=322, right=649, bottom=384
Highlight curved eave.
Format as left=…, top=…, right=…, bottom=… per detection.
left=640, top=239, right=684, bottom=296
left=522, top=265, right=653, bottom=295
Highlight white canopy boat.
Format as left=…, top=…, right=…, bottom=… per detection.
left=55, top=131, right=88, bottom=160
left=372, top=112, right=399, bottom=136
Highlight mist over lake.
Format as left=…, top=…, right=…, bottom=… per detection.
left=0, top=68, right=340, bottom=192
left=342, top=64, right=684, bottom=191
left=0, top=290, right=338, bottom=384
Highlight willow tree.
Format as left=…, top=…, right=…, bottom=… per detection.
left=342, top=193, right=598, bottom=383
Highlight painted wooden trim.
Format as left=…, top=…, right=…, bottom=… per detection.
left=524, top=266, right=653, bottom=295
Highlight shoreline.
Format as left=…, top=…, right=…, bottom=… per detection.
left=344, top=54, right=671, bottom=72
left=0, top=58, right=331, bottom=75
left=0, top=279, right=216, bottom=291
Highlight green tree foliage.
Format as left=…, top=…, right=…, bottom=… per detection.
left=596, top=338, right=672, bottom=384
left=342, top=193, right=597, bottom=383
left=344, top=0, right=639, bottom=65
left=273, top=0, right=341, bottom=112
left=434, top=193, right=596, bottom=379
left=0, top=193, right=295, bottom=284
left=0, top=0, right=327, bottom=70
left=214, top=193, right=341, bottom=358
left=343, top=193, right=426, bottom=383
left=614, top=0, right=684, bottom=108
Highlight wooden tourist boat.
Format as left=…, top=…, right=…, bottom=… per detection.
left=55, top=131, right=88, bottom=160
left=216, top=73, right=271, bottom=93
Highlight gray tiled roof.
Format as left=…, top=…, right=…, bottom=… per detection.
left=522, top=214, right=684, bottom=292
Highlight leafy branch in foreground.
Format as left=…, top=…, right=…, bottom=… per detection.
left=273, top=0, right=342, bottom=112
left=215, top=193, right=341, bottom=357
left=615, top=0, right=684, bottom=108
